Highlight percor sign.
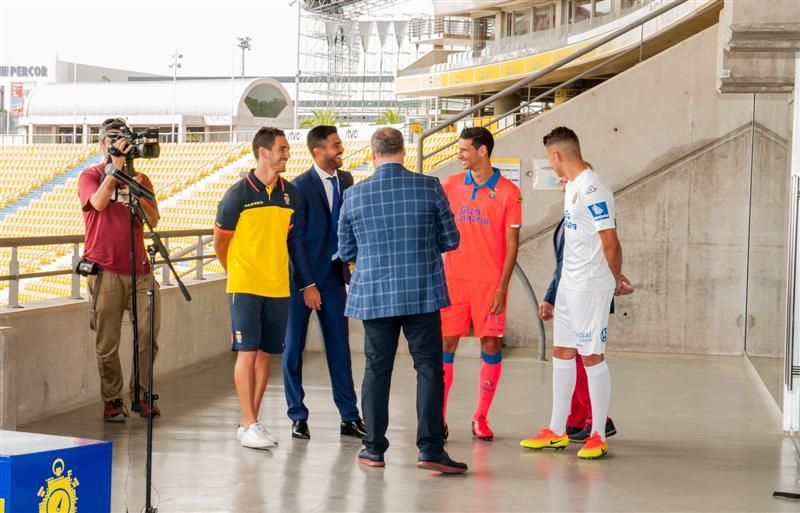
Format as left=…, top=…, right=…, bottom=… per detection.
left=0, top=65, right=48, bottom=78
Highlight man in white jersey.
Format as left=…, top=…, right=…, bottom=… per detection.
left=520, top=127, right=633, bottom=459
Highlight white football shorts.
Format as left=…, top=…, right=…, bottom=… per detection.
left=553, top=287, right=614, bottom=356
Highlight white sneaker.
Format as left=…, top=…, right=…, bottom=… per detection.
left=259, top=424, right=279, bottom=445
left=237, top=423, right=278, bottom=445
left=240, top=422, right=277, bottom=450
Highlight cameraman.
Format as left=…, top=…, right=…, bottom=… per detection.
left=77, top=118, right=161, bottom=422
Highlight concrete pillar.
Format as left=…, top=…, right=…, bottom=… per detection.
left=555, top=0, right=565, bottom=26
left=495, top=12, right=504, bottom=38
left=178, top=119, right=186, bottom=144
left=0, top=327, right=18, bottom=430
left=493, top=94, right=521, bottom=131
left=493, top=94, right=520, bottom=116
left=82, top=123, right=89, bottom=144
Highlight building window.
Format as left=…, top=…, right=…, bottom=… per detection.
left=533, top=3, right=555, bottom=32
left=621, top=0, right=645, bottom=9
left=243, top=84, right=288, bottom=118
left=513, top=8, right=532, bottom=36
left=566, top=0, right=616, bottom=24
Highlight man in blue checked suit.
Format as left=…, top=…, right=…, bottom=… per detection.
left=338, top=127, right=468, bottom=474
left=284, top=125, right=366, bottom=440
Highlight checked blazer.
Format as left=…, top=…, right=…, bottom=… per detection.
left=337, top=162, right=460, bottom=320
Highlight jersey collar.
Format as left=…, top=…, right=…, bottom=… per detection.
left=247, top=169, right=284, bottom=194
left=465, top=167, right=501, bottom=200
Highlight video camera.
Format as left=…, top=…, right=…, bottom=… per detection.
left=107, top=126, right=161, bottom=160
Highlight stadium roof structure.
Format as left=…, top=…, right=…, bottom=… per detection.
left=22, top=77, right=293, bottom=126
left=301, top=0, right=405, bottom=17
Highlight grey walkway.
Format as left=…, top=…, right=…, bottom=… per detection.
left=21, top=351, right=800, bottom=512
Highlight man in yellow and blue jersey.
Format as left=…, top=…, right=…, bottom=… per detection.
left=213, top=127, right=304, bottom=450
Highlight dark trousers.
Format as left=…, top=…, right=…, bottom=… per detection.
left=283, top=284, right=359, bottom=422
left=361, top=311, right=444, bottom=456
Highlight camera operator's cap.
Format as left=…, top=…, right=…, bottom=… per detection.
left=100, top=117, right=128, bottom=138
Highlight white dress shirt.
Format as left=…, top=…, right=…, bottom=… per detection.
left=313, top=162, right=340, bottom=261
left=313, top=162, right=337, bottom=211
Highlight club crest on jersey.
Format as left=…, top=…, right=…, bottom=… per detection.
left=488, top=188, right=497, bottom=199
left=588, top=201, right=610, bottom=221
left=283, top=193, right=291, bottom=205
left=586, top=185, right=597, bottom=195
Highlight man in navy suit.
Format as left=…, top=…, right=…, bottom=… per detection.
left=338, top=127, right=467, bottom=474
left=284, top=125, right=366, bottom=440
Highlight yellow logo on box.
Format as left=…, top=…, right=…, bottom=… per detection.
left=37, top=458, right=78, bottom=513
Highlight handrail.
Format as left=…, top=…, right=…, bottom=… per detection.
left=0, top=229, right=217, bottom=308
left=514, top=263, right=547, bottom=361
left=0, top=229, right=210, bottom=249
left=417, top=0, right=693, bottom=173
left=419, top=39, right=639, bottom=165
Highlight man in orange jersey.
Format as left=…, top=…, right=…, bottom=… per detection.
left=440, top=127, right=522, bottom=441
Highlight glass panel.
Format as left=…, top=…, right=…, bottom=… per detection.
left=533, top=4, right=554, bottom=32
left=745, top=92, right=795, bottom=407
left=593, top=0, right=613, bottom=18
left=513, top=9, right=531, bottom=36
left=244, top=84, right=288, bottom=118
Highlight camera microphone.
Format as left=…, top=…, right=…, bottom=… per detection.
left=104, top=164, right=155, bottom=201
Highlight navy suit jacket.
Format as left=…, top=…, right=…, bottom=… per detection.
left=545, top=216, right=614, bottom=313
left=288, top=166, right=354, bottom=291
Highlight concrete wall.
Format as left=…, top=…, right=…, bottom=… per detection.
left=428, top=26, right=793, bottom=355
left=0, top=277, right=231, bottom=426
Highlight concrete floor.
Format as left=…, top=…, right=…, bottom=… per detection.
left=21, top=351, right=800, bottom=513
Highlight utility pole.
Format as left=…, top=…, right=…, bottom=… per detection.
left=169, top=50, right=183, bottom=143
left=237, top=36, right=252, bottom=78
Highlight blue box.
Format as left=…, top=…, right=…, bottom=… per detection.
left=0, top=430, right=112, bottom=513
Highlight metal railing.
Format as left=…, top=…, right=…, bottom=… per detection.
left=0, top=229, right=217, bottom=308
left=439, top=0, right=665, bottom=73
left=409, top=16, right=473, bottom=42
left=416, top=0, right=713, bottom=173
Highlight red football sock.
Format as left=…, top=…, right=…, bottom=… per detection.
left=443, top=352, right=455, bottom=423
left=474, top=352, right=502, bottom=420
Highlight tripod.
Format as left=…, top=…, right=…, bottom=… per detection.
left=119, top=159, right=192, bottom=513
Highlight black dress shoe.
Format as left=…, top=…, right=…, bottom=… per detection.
left=292, top=420, right=310, bottom=439
left=341, top=419, right=367, bottom=438
left=569, top=418, right=617, bottom=443
left=417, top=451, right=468, bottom=474
left=357, top=448, right=385, bottom=467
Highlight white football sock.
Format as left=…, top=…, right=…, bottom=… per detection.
left=548, top=357, right=576, bottom=435
left=586, top=360, right=611, bottom=441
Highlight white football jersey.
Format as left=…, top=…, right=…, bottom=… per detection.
left=561, top=169, right=616, bottom=291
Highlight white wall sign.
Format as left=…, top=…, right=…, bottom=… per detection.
left=492, top=157, right=520, bottom=186
left=532, top=158, right=561, bottom=190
